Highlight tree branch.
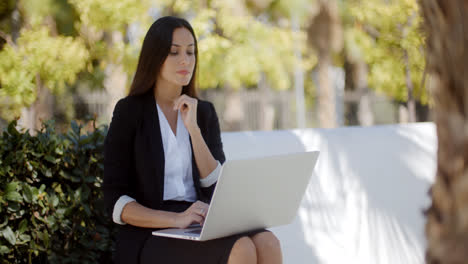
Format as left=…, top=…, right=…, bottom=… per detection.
left=0, top=30, right=17, bottom=49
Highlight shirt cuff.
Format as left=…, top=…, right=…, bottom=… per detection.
left=200, top=161, right=221, bottom=187
left=112, top=195, right=136, bottom=225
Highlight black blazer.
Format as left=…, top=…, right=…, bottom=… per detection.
left=103, top=90, right=226, bottom=264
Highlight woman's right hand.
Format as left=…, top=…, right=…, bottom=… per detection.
left=174, top=201, right=209, bottom=229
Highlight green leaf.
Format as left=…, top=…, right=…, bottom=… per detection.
left=31, top=151, right=43, bottom=158
left=7, top=202, right=20, bottom=212
left=79, top=135, right=93, bottom=145
left=59, top=170, right=71, bottom=180
left=18, top=234, right=31, bottom=244
left=45, top=155, right=57, bottom=164
left=18, top=219, right=28, bottom=234
left=71, top=175, right=81, bottom=182
left=5, top=182, right=19, bottom=193
left=38, top=200, right=46, bottom=209
left=1, top=226, right=16, bottom=246
left=26, top=161, right=33, bottom=171
left=74, top=188, right=81, bottom=201
left=82, top=203, right=91, bottom=216
left=32, top=186, right=39, bottom=197
left=0, top=218, right=8, bottom=228
left=50, top=194, right=59, bottom=207
left=71, top=121, right=80, bottom=136
left=7, top=121, right=19, bottom=137
left=44, top=169, right=52, bottom=177
left=55, top=147, right=63, bottom=155
left=81, top=184, right=91, bottom=201
left=6, top=191, right=23, bottom=202
left=46, top=215, right=56, bottom=227
left=23, top=185, right=34, bottom=203
left=0, top=245, right=10, bottom=254
left=84, top=175, right=95, bottom=183
left=42, top=230, right=49, bottom=248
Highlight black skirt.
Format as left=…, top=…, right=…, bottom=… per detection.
left=139, top=200, right=268, bottom=264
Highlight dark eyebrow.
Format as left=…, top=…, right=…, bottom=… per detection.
left=171, top=43, right=195, bottom=47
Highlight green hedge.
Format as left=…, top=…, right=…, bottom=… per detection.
left=0, top=119, right=115, bottom=264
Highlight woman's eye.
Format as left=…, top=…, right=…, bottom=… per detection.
left=169, top=51, right=194, bottom=56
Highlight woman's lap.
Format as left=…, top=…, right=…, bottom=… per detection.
left=137, top=200, right=269, bottom=264
left=139, top=229, right=268, bottom=264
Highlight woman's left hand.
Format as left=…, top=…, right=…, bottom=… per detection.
left=173, top=94, right=199, bottom=134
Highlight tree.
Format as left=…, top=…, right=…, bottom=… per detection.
left=0, top=0, right=89, bottom=130
left=340, top=1, right=373, bottom=126
left=421, top=0, right=468, bottom=263
left=209, top=0, right=319, bottom=129
left=348, top=0, right=426, bottom=122
left=0, top=0, right=154, bottom=130
left=307, top=0, right=342, bottom=128
left=68, top=0, right=152, bottom=122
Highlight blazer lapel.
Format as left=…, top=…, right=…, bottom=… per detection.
left=142, top=91, right=166, bottom=204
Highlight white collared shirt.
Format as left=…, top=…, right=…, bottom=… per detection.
left=112, top=102, right=221, bottom=225
left=157, top=102, right=197, bottom=202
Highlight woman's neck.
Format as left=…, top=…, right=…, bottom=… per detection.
left=154, top=78, right=182, bottom=108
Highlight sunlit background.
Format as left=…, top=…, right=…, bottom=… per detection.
left=0, top=0, right=428, bottom=133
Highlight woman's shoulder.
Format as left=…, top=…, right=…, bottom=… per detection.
left=197, top=98, right=213, bottom=108
left=197, top=99, right=217, bottom=116
left=113, top=93, right=148, bottom=114
left=119, top=93, right=147, bottom=106
left=110, top=93, right=148, bottom=126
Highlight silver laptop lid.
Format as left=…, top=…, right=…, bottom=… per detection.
left=201, top=151, right=319, bottom=241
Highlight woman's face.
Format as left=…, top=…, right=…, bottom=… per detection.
left=159, top=27, right=196, bottom=87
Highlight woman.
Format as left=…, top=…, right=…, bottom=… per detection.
left=103, top=16, right=282, bottom=264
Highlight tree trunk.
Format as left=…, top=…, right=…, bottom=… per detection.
left=316, top=53, right=336, bottom=128
left=10, top=0, right=20, bottom=43
left=344, top=46, right=373, bottom=126
left=19, top=74, right=54, bottom=133
left=420, top=1, right=468, bottom=263
left=404, top=48, right=416, bottom=122
left=104, top=63, right=128, bottom=122
left=258, top=73, right=275, bottom=130
left=17, top=7, right=58, bottom=132
left=222, top=84, right=244, bottom=131
left=307, top=0, right=342, bottom=128
left=104, top=31, right=128, bottom=122
left=402, top=12, right=417, bottom=123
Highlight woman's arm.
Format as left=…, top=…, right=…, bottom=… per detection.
left=120, top=201, right=178, bottom=228
left=197, top=102, right=226, bottom=200
left=103, top=98, right=186, bottom=228
left=188, top=101, right=226, bottom=178
left=121, top=200, right=209, bottom=229
left=174, top=96, right=221, bottom=179
left=189, top=127, right=218, bottom=179
left=103, top=98, right=136, bottom=217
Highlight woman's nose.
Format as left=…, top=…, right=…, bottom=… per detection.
left=180, top=53, right=190, bottom=65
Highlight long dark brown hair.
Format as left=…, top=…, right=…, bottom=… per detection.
left=128, top=16, right=198, bottom=98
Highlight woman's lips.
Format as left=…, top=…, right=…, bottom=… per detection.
left=177, top=70, right=190, bottom=75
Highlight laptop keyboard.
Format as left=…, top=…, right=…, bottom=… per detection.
left=184, top=228, right=202, bottom=235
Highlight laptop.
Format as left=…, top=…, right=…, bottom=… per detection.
left=152, top=151, right=319, bottom=241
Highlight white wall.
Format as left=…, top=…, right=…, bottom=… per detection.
left=221, top=123, right=437, bottom=264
